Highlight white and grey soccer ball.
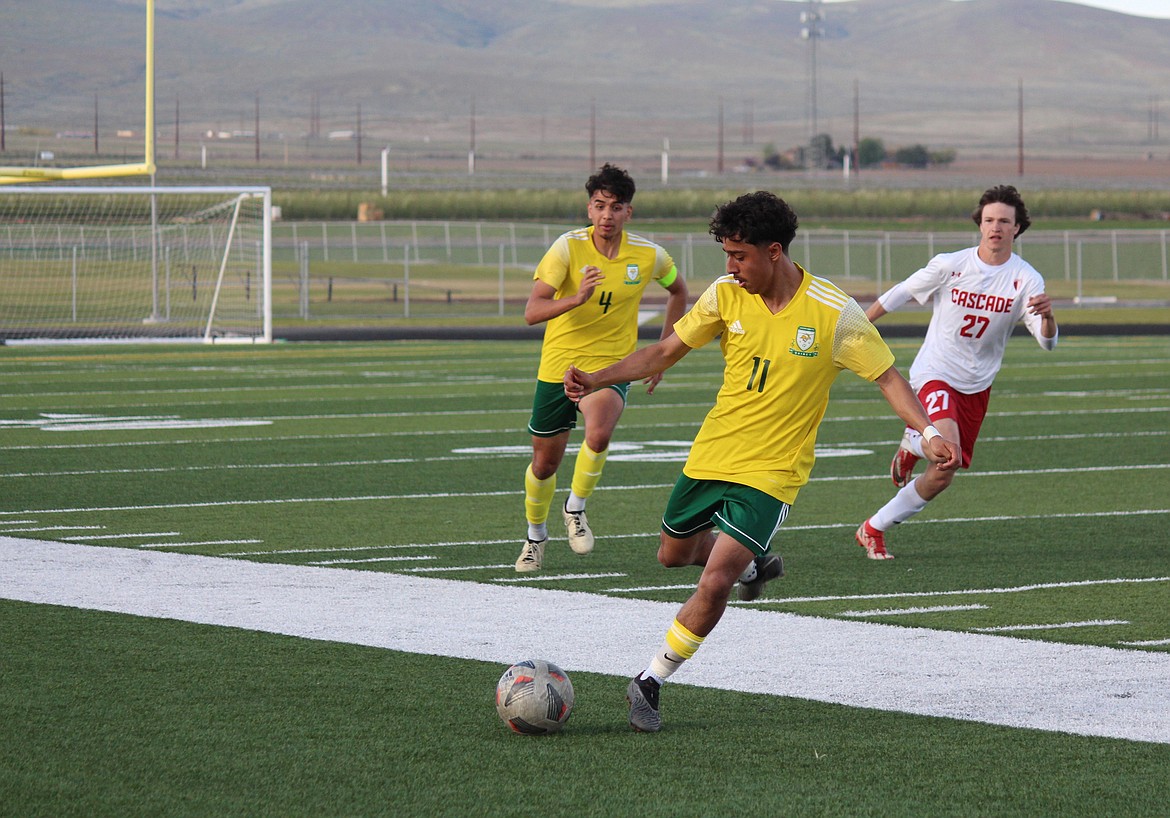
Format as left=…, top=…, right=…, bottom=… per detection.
left=495, top=659, right=575, bottom=735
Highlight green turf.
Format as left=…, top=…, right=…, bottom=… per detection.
left=3, top=599, right=1168, bottom=818
left=1, top=335, right=1168, bottom=815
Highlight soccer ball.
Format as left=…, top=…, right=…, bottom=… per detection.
left=495, top=659, right=575, bottom=735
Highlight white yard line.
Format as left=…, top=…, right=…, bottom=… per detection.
left=1, top=486, right=1168, bottom=519
left=3, top=536, right=1169, bottom=745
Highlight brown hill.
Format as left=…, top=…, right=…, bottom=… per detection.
left=3, top=0, right=1169, bottom=169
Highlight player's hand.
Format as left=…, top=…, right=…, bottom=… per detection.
left=575, top=266, right=605, bottom=305
left=564, top=365, right=594, bottom=403
left=1026, top=293, right=1053, bottom=319
left=924, top=435, right=961, bottom=471
left=642, top=371, right=664, bottom=395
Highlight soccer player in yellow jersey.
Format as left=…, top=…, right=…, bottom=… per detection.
left=564, top=191, right=961, bottom=732
left=516, top=164, right=688, bottom=573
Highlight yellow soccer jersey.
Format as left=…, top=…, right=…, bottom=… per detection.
left=535, top=227, right=677, bottom=382
left=673, top=267, right=894, bottom=503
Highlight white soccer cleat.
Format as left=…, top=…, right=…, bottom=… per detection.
left=514, top=538, right=547, bottom=573
left=562, top=505, right=595, bottom=555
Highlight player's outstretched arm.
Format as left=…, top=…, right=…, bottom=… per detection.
left=865, top=301, right=888, bottom=323
left=565, top=334, right=691, bottom=402
left=873, top=366, right=961, bottom=470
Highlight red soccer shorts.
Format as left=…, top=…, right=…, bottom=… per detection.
left=915, top=380, right=991, bottom=469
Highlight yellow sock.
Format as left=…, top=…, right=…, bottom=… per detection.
left=570, top=443, right=608, bottom=501
left=648, top=618, right=705, bottom=681
left=524, top=464, right=556, bottom=526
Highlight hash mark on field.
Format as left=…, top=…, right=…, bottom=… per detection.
left=606, top=584, right=696, bottom=593
left=223, top=538, right=523, bottom=556
left=740, top=575, right=1170, bottom=604
left=63, top=532, right=181, bottom=541
left=0, top=525, right=105, bottom=533
left=308, top=555, right=437, bottom=565
left=1119, top=638, right=1170, bottom=647
left=974, top=620, right=1130, bottom=632
left=399, top=563, right=518, bottom=573
left=840, top=604, right=990, bottom=617
left=137, top=539, right=263, bottom=548
left=493, top=572, right=626, bottom=583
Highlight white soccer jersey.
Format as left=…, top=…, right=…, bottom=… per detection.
left=889, top=247, right=1049, bottom=393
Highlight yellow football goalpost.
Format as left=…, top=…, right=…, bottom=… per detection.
left=0, top=0, right=156, bottom=185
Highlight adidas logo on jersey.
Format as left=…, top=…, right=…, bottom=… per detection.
left=727, top=320, right=745, bottom=335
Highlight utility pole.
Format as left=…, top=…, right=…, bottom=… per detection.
left=254, top=92, right=260, bottom=162
left=853, top=79, right=860, bottom=177
left=589, top=98, right=596, bottom=170
left=717, top=97, right=724, bottom=174
left=468, top=97, right=476, bottom=175
left=1017, top=78, right=1024, bottom=177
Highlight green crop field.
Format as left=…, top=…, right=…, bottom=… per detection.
left=1, top=334, right=1168, bottom=816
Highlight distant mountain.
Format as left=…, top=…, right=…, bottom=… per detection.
left=3, top=0, right=1170, bottom=160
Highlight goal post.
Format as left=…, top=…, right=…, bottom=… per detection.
left=0, top=0, right=156, bottom=186
left=0, top=186, right=272, bottom=344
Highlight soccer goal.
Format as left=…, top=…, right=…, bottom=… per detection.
left=0, top=186, right=272, bottom=343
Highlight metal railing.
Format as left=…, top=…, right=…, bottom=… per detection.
left=272, top=221, right=1170, bottom=318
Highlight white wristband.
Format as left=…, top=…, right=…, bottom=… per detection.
left=922, top=425, right=941, bottom=443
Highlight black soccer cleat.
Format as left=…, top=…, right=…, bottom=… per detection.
left=736, top=553, right=785, bottom=601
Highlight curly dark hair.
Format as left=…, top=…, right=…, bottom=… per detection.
left=585, top=163, right=636, bottom=204
left=971, top=185, right=1032, bottom=236
left=709, top=191, right=799, bottom=253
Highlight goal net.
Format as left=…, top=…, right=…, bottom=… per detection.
left=0, top=186, right=272, bottom=343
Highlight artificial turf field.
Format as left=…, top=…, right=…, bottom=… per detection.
left=1, top=334, right=1168, bottom=816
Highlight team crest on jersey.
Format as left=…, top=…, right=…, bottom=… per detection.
left=624, top=263, right=642, bottom=285
left=790, top=325, right=819, bottom=358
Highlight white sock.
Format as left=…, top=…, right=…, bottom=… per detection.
left=870, top=479, right=930, bottom=531
left=565, top=492, right=586, bottom=513
left=527, top=523, right=548, bottom=542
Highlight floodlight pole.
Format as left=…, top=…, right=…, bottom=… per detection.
left=801, top=0, right=823, bottom=169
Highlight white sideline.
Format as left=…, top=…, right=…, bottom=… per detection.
left=3, top=537, right=1169, bottom=745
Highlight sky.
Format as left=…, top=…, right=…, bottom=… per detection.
left=814, top=0, right=1170, bottom=19
left=1052, top=0, right=1170, bottom=17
